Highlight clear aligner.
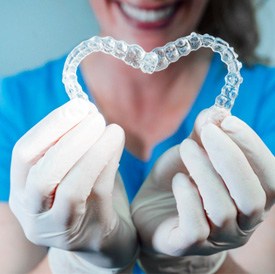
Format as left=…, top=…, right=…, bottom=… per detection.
left=63, top=32, right=243, bottom=111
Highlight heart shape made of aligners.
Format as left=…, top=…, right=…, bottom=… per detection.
left=63, top=32, right=243, bottom=111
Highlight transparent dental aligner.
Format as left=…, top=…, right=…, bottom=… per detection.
left=63, top=32, right=243, bottom=111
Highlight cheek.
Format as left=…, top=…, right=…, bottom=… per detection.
left=88, top=0, right=117, bottom=33
left=89, top=0, right=109, bottom=24
left=197, top=0, right=209, bottom=18
left=173, top=0, right=209, bottom=36
left=191, top=0, right=209, bottom=24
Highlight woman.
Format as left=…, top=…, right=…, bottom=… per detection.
left=1, top=0, right=275, bottom=273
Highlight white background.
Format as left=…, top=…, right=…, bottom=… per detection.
left=0, top=0, right=274, bottom=76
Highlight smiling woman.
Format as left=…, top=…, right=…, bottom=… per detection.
left=1, top=1, right=275, bottom=274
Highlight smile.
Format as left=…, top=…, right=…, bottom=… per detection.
left=117, top=1, right=183, bottom=29
left=121, top=3, right=174, bottom=23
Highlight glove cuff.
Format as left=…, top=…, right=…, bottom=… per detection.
left=138, top=250, right=227, bottom=274
left=48, top=247, right=139, bottom=274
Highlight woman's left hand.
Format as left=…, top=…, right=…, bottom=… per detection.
left=131, top=107, right=275, bottom=259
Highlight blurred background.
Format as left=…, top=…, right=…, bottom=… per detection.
left=0, top=0, right=274, bottom=76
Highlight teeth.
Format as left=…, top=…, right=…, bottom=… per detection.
left=121, top=3, right=174, bottom=23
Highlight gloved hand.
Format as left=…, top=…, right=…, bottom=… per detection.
left=9, top=99, right=138, bottom=271
left=132, top=106, right=275, bottom=273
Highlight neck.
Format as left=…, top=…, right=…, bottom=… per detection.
left=80, top=49, right=212, bottom=159
left=81, top=49, right=212, bottom=107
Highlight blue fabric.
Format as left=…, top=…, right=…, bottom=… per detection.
left=1, top=54, right=275, bottom=203
left=1, top=54, right=275, bottom=274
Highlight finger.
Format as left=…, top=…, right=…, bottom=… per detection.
left=52, top=124, right=125, bottom=222
left=161, top=173, right=210, bottom=256
left=180, top=138, right=239, bottom=242
left=221, top=115, right=275, bottom=209
left=85, top=151, right=122, bottom=233
left=88, top=124, right=125, bottom=200
left=10, top=98, right=96, bottom=191
left=112, top=174, right=133, bottom=225
left=150, top=146, right=187, bottom=191
left=201, top=123, right=266, bottom=231
left=24, top=111, right=106, bottom=213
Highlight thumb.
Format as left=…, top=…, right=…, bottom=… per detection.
left=152, top=173, right=209, bottom=256
left=172, top=173, right=209, bottom=236
left=150, top=146, right=188, bottom=190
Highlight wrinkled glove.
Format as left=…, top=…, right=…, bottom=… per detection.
left=132, top=107, right=275, bottom=273
left=9, top=99, right=137, bottom=271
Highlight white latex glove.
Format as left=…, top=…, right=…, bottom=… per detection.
left=132, top=107, right=275, bottom=273
left=9, top=99, right=137, bottom=271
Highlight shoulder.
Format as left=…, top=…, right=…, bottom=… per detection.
left=233, top=63, right=275, bottom=153
left=0, top=56, right=69, bottom=135
left=231, top=63, right=275, bottom=122
left=241, top=63, right=275, bottom=88
left=1, top=55, right=67, bottom=102
left=0, top=56, right=71, bottom=201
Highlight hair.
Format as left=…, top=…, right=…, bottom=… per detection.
left=197, top=0, right=263, bottom=65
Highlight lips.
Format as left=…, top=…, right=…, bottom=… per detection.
left=116, top=1, right=183, bottom=29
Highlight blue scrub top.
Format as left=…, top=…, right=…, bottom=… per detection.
left=1, top=54, right=275, bottom=202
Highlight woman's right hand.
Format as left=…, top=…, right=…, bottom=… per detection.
left=9, top=99, right=137, bottom=269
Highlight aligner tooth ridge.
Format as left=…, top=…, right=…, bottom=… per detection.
left=63, top=33, right=242, bottom=111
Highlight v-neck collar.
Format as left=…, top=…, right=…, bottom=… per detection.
left=77, top=53, right=221, bottom=171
